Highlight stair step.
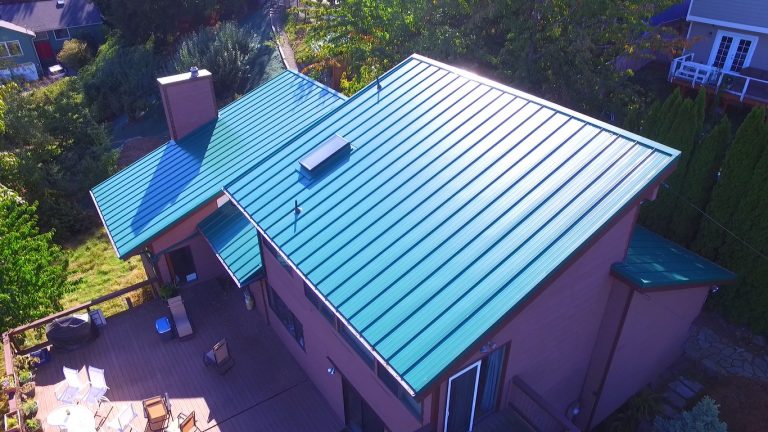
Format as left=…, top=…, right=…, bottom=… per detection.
left=680, top=377, right=704, bottom=394
left=668, top=380, right=697, bottom=400
left=663, top=389, right=687, bottom=409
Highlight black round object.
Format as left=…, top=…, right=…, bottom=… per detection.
left=45, top=313, right=99, bottom=351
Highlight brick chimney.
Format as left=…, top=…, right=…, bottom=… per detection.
left=157, top=67, right=217, bottom=142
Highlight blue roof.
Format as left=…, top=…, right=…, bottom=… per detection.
left=91, top=71, right=346, bottom=258
left=225, top=55, right=680, bottom=394
left=198, top=201, right=263, bottom=286
left=612, top=226, right=736, bottom=289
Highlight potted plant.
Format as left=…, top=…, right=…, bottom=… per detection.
left=159, top=283, right=179, bottom=300
left=21, top=399, right=37, bottom=418
left=19, top=381, right=34, bottom=399
left=3, top=410, right=20, bottom=432
left=16, top=370, right=33, bottom=386
left=1, top=375, right=16, bottom=396
left=24, top=418, right=41, bottom=432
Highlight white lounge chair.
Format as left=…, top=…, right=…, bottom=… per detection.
left=106, top=404, right=137, bottom=432
left=168, top=296, right=193, bottom=338
left=82, top=365, right=109, bottom=404
left=54, top=366, right=86, bottom=404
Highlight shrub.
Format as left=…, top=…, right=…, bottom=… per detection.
left=56, top=39, right=93, bottom=71
left=653, top=396, right=727, bottom=432
left=16, top=371, right=33, bottom=385
left=25, top=418, right=41, bottom=432
left=166, top=21, right=265, bottom=103
left=20, top=400, right=36, bottom=418
left=80, top=35, right=158, bottom=121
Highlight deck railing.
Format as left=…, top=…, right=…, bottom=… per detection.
left=717, top=70, right=768, bottom=103
left=668, top=53, right=717, bottom=86
left=669, top=54, right=768, bottom=104
left=507, top=376, right=579, bottom=432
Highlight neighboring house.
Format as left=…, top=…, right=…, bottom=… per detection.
left=669, top=0, right=768, bottom=107
left=0, top=0, right=103, bottom=71
left=91, top=56, right=736, bottom=432
left=0, top=19, right=39, bottom=80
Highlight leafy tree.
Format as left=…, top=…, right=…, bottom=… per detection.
left=166, top=21, right=265, bottom=103
left=79, top=35, right=158, bottom=121
left=0, top=79, right=115, bottom=239
left=653, top=396, right=727, bottom=432
left=57, top=39, right=93, bottom=71
left=693, top=107, right=767, bottom=259
left=0, top=187, right=73, bottom=333
left=669, top=117, right=731, bottom=247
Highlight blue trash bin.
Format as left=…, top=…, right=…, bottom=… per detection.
left=155, top=317, right=173, bottom=341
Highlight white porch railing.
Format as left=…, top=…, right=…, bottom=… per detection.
left=669, top=54, right=768, bottom=103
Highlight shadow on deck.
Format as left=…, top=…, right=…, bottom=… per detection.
left=33, top=280, right=343, bottom=432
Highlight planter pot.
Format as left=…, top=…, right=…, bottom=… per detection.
left=21, top=400, right=37, bottom=418
left=24, top=418, right=41, bottom=432
left=1, top=375, right=16, bottom=397
left=19, top=382, right=35, bottom=399
left=3, top=410, right=21, bottom=432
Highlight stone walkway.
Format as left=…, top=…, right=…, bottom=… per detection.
left=269, top=2, right=298, bottom=71
left=683, top=317, right=768, bottom=380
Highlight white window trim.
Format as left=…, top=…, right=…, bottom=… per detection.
left=0, top=40, right=24, bottom=58
left=53, top=28, right=70, bottom=40
left=444, top=360, right=482, bottom=432
left=706, top=30, right=758, bottom=69
left=33, top=31, right=49, bottom=41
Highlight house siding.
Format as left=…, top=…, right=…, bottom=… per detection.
left=0, top=27, right=38, bottom=70
left=45, top=24, right=103, bottom=52
left=259, top=235, right=432, bottom=431
left=687, top=22, right=768, bottom=70
left=435, top=200, right=645, bottom=430
left=592, top=285, right=710, bottom=424
left=689, top=0, right=768, bottom=32
left=148, top=197, right=227, bottom=285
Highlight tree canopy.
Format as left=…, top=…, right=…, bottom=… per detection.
left=0, top=188, right=72, bottom=333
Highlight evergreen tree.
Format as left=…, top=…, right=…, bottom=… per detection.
left=669, top=117, right=731, bottom=247
left=693, top=107, right=767, bottom=259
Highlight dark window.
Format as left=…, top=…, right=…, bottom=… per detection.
left=377, top=365, right=422, bottom=418
left=267, top=286, right=305, bottom=350
left=167, top=246, right=197, bottom=284
left=343, top=377, right=387, bottom=432
left=263, top=238, right=292, bottom=273
left=476, top=345, right=506, bottom=417
left=304, top=283, right=336, bottom=326
left=339, top=325, right=375, bottom=369
left=53, top=28, right=70, bottom=40
left=6, top=41, right=21, bottom=56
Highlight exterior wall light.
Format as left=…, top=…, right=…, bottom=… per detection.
left=327, top=367, right=336, bottom=375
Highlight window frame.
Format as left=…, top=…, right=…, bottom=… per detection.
left=53, top=28, right=70, bottom=40
left=339, top=325, right=375, bottom=369
left=0, top=40, right=23, bottom=58
left=376, top=363, right=423, bottom=418
left=267, top=285, right=305, bottom=351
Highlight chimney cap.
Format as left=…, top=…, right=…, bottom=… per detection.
left=190, top=66, right=199, bottom=78
left=157, top=68, right=212, bottom=86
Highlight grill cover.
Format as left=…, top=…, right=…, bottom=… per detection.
left=45, top=313, right=98, bottom=351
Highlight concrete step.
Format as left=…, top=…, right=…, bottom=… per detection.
left=662, top=388, right=687, bottom=410
left=668, top=379, right=697, bottom=400
left=680, top=377, right=704, bottom=394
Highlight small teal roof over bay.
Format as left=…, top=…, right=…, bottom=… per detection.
left=612, top=226, right=736, bottom=289
left=198, top=201, right=263, bottom=286
left=226, top=55, right=681, bottom=394
left=91, top=71, right=345, bottom=258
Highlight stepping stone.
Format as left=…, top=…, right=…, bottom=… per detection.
left=669, top=380, right=697, bottom=399
left=680, top=377, right=703, bottom=394
left=663, top=389, right=687, bottom=409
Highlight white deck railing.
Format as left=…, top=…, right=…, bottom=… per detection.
left=669, top=54, right=768, bottom=103
left=668, top=53, right=718, bottom=86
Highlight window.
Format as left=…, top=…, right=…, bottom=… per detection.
left=263, top=237, right=292, bottom=273
left=33, top=32, right=49, bottom=41
left=53, top=28, right=70, bottom=40
left=0, top=41, right=23, bottom=58
left=167, top=246, right=197, bottom=284
left=339, top=325, right=375, bottom=369
left=267, top=286, right=305, bottom=350
left=304, top=283, right=336, bottom=325
left=377, top=365, right=422, bottom=418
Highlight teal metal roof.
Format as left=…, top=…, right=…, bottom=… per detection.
left=91, top=71, right=346, bottom=258
left=225, top=55, right=681, bottom=394
left=612, top=226, right=736, bottom=289
left=198, top=201, right=263, bottom=286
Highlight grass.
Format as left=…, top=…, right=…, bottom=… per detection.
left=62, top=228, right=146, bottom=309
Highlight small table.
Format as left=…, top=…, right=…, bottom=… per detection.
left=47, top=405, right=97, bottom=432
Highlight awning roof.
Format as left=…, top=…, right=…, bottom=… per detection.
left=612, top=226, right=736, bottom=289
left=198, top=201, right=262, bottom=287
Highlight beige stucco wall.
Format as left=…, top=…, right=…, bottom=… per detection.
left=687, top=22, right=768, bottom=70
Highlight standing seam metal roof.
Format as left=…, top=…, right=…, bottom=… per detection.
left=225, top=55, right=680, bottom=394
left=91, top=71, right=346, bottom=258
left=612, top=226, right=736, bottom=289
left=198, top=201, right=263, bottom=287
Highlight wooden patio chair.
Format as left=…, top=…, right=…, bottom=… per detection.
left=203, top=338, right=235, bottom=374
left=168, top=296, right=193, bottom=339
left=142, top=395, right=170, bottom=432
left=177, top=411, right=200, bottom=432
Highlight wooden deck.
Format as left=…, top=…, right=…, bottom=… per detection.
left=33, top=280, right=343, bottom=432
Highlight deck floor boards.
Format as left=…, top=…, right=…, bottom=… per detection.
left=33, top=280, right=343, bottom=432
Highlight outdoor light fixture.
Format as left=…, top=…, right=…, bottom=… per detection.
left=711, top=285, right=720, bottom=294
left=327, top=367, right=336, bottom=375
left=480, top=341, right=498, bottom=353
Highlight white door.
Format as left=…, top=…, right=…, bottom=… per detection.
left=708, top=31, right=758, bottom=73
left=445, top=360, right=481, bottom=432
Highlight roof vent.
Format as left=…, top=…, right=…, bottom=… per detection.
left=299, top=134, right=351, bottom=177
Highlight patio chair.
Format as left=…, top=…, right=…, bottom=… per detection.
left=106, top=404, right=138, bottom=432
left=82, top=365, right=110, bottom=404
left=177, top=411, right=200, bottom=432
left=203, top=338, right=235, bottom=374
left=168, top=296, right=193, bottom=339
left=54, top=366, right=86, bottom=404
left=142, top=395, right=170, bottom=432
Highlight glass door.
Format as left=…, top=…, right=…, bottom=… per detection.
left=343, top=377, right=386, bottom=432
left=709, top=31, right=758, bottom=72
left=445, top=361, right=481, bottom=432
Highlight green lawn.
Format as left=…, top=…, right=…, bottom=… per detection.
left=63, top=228, right=146, bottom=309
